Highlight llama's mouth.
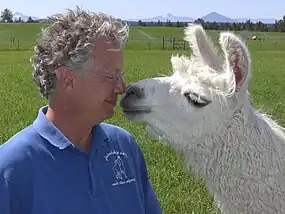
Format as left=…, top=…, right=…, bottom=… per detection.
left=121, top=107, right=151, bottom=113
left=120, top=95, right=151, bottom=117
left=120, top=100, right=151, bottom=121
left=121, top=107, right=151, bottom=119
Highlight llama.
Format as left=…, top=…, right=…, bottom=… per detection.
left=119, top=24, right=285, bottom=214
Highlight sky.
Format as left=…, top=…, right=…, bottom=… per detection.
left=0, top=0, right=284, bottom=20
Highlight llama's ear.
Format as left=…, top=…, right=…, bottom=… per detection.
left=219, top=32, right=251, bottom=91
left=184, top=24, right=221, bottom=70
left=170, top=55, right=189, bottom=74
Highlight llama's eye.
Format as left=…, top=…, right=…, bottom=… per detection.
left=183, top=92, right=211, bottom=107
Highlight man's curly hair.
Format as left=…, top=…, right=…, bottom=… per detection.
left=30, top=7, right=129, bottom=100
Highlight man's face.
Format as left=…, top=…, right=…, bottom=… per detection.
left=72, top=36, right=126, bottom=121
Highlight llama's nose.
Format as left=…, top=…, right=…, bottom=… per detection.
left=125, top=85, right=145, bottom=99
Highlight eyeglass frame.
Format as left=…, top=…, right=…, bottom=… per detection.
left=91, top=70, right=125, bottom=84
left=64, top=64, right=125, bottom=84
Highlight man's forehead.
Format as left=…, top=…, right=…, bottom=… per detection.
left=94, top=35, right=121, bottom=51
left=88, top=36, right=123, bottom=67
left=89, top=39, right=122, bottom=61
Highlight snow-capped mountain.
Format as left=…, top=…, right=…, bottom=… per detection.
left=128, top=12, right=276, bottom=24
left=13, top=12, right=39, bottom=22
left=129, top=13, right=195, bottom=22
left=149, top=13, right=195, bottom=22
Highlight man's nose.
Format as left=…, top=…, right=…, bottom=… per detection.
left=114, top=78, right=126, bottom=95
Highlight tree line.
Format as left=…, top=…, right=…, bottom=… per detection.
left=134, top=16, right=285, bottom=32
left=1, top=8, right=38, bottom=23
left=1, top=7, right=285, bottom=33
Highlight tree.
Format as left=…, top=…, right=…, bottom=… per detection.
left=1, top=8, right=13, bottom=22
left=14, top=17, right=23, bottom=23
left=27, top=16, right=34, bottom=23
left=194, top=18, right=204, bottom=24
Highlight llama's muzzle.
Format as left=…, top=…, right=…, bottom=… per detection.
left=119, top=85, right=150, bottom=113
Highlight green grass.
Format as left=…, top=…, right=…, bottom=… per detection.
left=1, top=23, right=285, bottom=213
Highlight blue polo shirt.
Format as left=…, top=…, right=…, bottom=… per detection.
left=0, top=106, right=162, bottom=214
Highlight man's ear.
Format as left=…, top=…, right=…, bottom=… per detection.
left=55, top=66, right=75, bottom=91
left=219, top=32, right=251, bottom=92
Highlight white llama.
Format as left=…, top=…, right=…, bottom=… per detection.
left=120, top=24, right=285, bottom=214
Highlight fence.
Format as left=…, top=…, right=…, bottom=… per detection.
left=0, top=36, right=35, bottom=51
left=125, top=36, right=285, bottom=52
left=1, top=36, right=285, bottom=52
left=162, top=37, right=188, bottom=50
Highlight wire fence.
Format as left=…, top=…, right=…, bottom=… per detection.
left=1, top=32, right=285, bottom=52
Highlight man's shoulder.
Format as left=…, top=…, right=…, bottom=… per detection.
left=1, top=124, right=41, bottom=149
left=0, top=124, right=42, bottom=175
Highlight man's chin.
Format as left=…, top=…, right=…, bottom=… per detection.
left=104, top=107, right=116, bottom=118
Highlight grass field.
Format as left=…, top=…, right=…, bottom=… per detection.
left=1, top=23, right=285, bottom=213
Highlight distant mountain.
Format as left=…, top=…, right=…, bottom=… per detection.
left=11, top=11, right=277, bottom=24
left=129, top=13, right=195, bottom=22
left=127, top=12, right=277, bottom=24
left=13, top=12, right=39, bottom=22
left=200, top=12, right=236, bottom=23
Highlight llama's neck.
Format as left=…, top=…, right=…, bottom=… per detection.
left=177, top=104, right=285, bottom=187
left=220, top=104, right=254, bottom=138
left=186, top=104, right=256, bottom=153
left=206, top=104, right=274, bottom=150
left=217, top=104, right=284, bottom=145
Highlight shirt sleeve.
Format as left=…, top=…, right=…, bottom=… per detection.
left=0, top=176, right=11, bottom=214
left=133, top=139, right=162, bottom=214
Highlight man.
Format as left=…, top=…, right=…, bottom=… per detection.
left=0, top=8, right=162, bottom=214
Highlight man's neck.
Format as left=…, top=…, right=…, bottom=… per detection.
left=45, top=105, right=93, bottom=152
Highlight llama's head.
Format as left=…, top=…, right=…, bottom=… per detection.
left=120, top=24, right=252, bottom=141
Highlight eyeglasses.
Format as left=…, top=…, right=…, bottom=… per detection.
left=94, top=71, right=125, bottom=82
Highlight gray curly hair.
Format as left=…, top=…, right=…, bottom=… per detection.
left=30, top=7, right=129, bottom=101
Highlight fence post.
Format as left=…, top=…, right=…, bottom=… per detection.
left=17, top=40, right=19, bottom=51
left=162, top=36, right=164, bottom=49
left=173, top=37, right=175, bottom=50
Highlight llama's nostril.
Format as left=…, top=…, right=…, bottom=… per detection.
left=126, top=86, right=144, bottom=98
left=126, top=87, right=136, bottom=97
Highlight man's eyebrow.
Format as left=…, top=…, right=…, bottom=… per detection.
left=106, top=48, right=121, bottom=52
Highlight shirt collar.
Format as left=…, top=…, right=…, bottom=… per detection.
left=33, top=105, right=109, bottom=151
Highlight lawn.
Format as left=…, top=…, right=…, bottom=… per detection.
left=1, top=23, right=285, bottom=214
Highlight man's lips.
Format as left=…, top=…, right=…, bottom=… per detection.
left=105, top=99, right=117, bottom=105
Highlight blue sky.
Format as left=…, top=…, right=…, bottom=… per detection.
left=1, top=0, right=284, bottom=20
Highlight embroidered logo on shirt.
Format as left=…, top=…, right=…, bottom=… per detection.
left=104, top=150, right=136, bottom=186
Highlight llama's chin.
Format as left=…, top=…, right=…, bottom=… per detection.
left=121, top=109, right=150, bottom=122
left=145, top=124, right=163, bottom=141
